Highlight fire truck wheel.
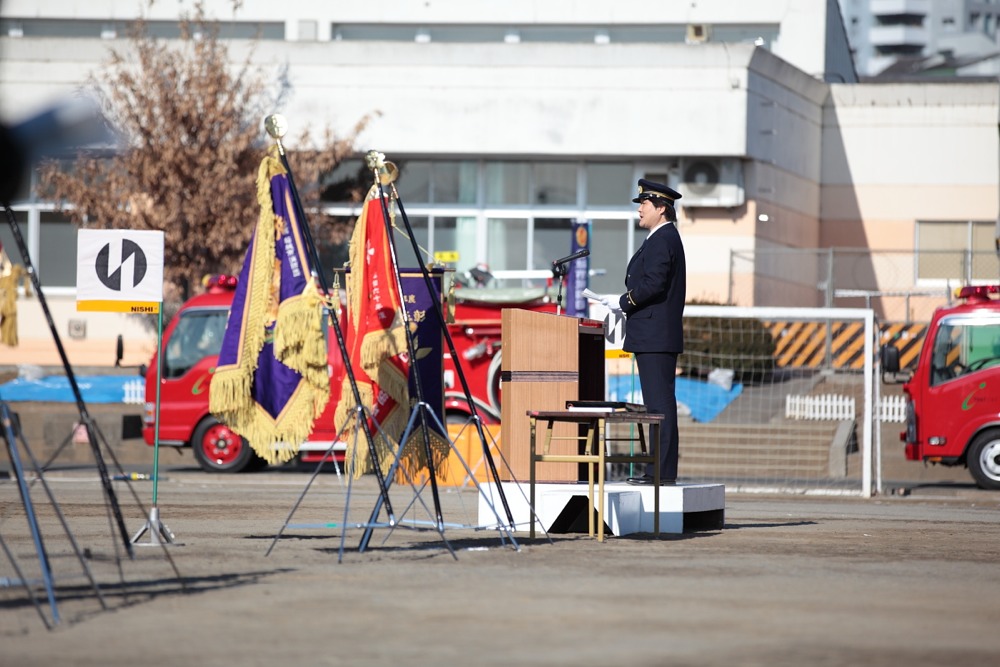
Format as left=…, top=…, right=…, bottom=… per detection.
left=487, top=350, right=503, bottom=414
left=192, top=417, right=265, bottom=473
left=446, top=412, right=468, bottom=426
left=967, top=429, right=1000, bottom=490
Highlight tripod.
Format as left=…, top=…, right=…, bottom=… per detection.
left=2, top=205, right=132, bottom=556
left=267, top=148, right=539, bottom=559
left=2, top=203, right=184, bottom=625
left=354, top=152, right=557, bottom=551
left=258, top=117, right=399, bottom=545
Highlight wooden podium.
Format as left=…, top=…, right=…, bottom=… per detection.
left=499, top=309, right=604, bottom=482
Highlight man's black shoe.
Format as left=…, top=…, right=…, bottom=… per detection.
left=626, top=476, right=677, bottom=486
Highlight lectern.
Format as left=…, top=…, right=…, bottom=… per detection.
left=499, top=309, right=604, bottom=481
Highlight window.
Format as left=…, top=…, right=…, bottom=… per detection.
left=427, top=26, right=508, bottom=43
left=929, top=315, right=1000, bottom=386
left=589, top=219, right=628, bottom=293
left=315, top=215, right=353, bottom=287
left=332, top=25, right=421, bottom=41
left=712, top=25, right=779, bottom=47
left=320, top=159, right=368, bottom=204
left=519, top=27, right=601, bottom=43
left=916, top=220, right=995, bottom=283
left=0, top=211, right=27, bottom=270
left=431, top=161, right=477, bottom=204
left=485, top=162, right=530, bottom=206
left=430, top=217, right=460, bottom=262
left=0, top=18, right=282, bottom=39
left=392, top=215, right=429, bottom=269
left=533, top=218, right=575, bottom=270
left=396, top=160, right=432, bottom=204
left=532, top=162, right=577, bottom=206
left=487, top=218, right=528, bottom=271
left=38, top=213, right=77, bottom=287
left=607, top=26, right=688, bottom=43
left=586, top=163, right=632, bottom=206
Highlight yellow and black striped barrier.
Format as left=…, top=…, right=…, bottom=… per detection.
left=763, top=321, right=927, bottom=370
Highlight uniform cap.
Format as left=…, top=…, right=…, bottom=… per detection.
left=632, top=178, right=682, bottom=204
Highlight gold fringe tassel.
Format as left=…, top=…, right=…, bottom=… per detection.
left=273, top=279, right=330, bottom=415
left=393, top=426, right=453, bottom=484
left=209, top=147, right=328, bottom=465
left=209, top=150, right=282, bottom=423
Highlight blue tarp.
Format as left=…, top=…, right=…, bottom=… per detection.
left=607, top=374, right=743, bottom=423
left=0, top=371, right=743, bottom=418
left=0, top=375, right=136, bottom=403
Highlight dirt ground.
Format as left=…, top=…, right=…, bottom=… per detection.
left=2, top=463, right=1000, bottom=667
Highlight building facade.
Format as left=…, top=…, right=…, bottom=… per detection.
left=0, top=0, right=997, bottom=366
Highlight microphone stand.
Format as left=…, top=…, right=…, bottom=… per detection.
left=552, top=262, right=569, bottom=316
left=550, top=249, right=589, bottom=317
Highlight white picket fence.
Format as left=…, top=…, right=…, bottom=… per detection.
left=878, top=395, right=907, bottom=423
left=785, top=394, right=906, bottom=423
left=122, top=378, right=145, bottom=405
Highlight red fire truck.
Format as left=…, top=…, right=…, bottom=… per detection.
left=881, top=285, right=1000, bottom=489
left=139, top=275, right=556, bottom=472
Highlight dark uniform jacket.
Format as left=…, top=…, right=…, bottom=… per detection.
left=618, top=223, right=686, bottom=354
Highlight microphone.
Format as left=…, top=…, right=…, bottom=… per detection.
left=552, top=248, right=590, bottom=267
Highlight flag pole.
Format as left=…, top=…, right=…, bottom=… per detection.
left=262, top=114, right=397, bottom=526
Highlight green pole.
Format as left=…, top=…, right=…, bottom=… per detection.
left=151, top=304, right=163, bottom=506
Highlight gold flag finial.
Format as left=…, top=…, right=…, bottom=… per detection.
left=264, top=114, right=289, bottom=154
left=365, top=150, right=399, bottom=185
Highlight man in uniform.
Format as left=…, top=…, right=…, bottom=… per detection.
left=618, top=179, right=686, bottom=485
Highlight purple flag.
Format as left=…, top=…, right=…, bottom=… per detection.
left=209, top=148, right=329, bottom=464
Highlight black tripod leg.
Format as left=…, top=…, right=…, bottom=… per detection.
left=2, top=204, right=133, bottom=558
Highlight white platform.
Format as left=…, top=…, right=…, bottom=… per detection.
left=477, top=481, right=725, bottom=536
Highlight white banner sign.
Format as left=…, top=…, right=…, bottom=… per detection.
left=76, top=229, right=164, bottom=313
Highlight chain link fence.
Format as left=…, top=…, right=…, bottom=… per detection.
left=729, top=249, right=1000, bottom=323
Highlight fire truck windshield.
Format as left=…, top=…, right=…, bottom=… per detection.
left=929, top=316, right=1000, bottom=386
left=164, top=309, right=228, bottom=378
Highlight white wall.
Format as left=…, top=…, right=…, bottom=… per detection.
left=821, top=81, right=1000, bottom=246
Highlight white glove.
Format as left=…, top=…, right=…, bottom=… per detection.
left=583, top=288, right=621, bottom=312
left=602, top=296, right=623, bottom=313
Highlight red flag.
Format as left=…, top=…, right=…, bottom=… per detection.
left=333, top=187, right=411, bottom=477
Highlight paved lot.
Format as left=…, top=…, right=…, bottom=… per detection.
left=2, top=464, right=999, bottom=667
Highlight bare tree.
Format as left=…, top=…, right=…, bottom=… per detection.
left=40, top=2, right=372, bottom=305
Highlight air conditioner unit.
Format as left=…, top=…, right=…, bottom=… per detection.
left=678, top=158, right=745, bottom=208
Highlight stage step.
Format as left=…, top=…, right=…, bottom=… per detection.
left=477, top=481, right=725, bottom=537
left=603, top=421, right=842, bottom=480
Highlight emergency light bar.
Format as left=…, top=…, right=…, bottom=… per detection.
left=955, top=285, right=999, bottom=301
left=203, top=274, right=238, bottom=291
